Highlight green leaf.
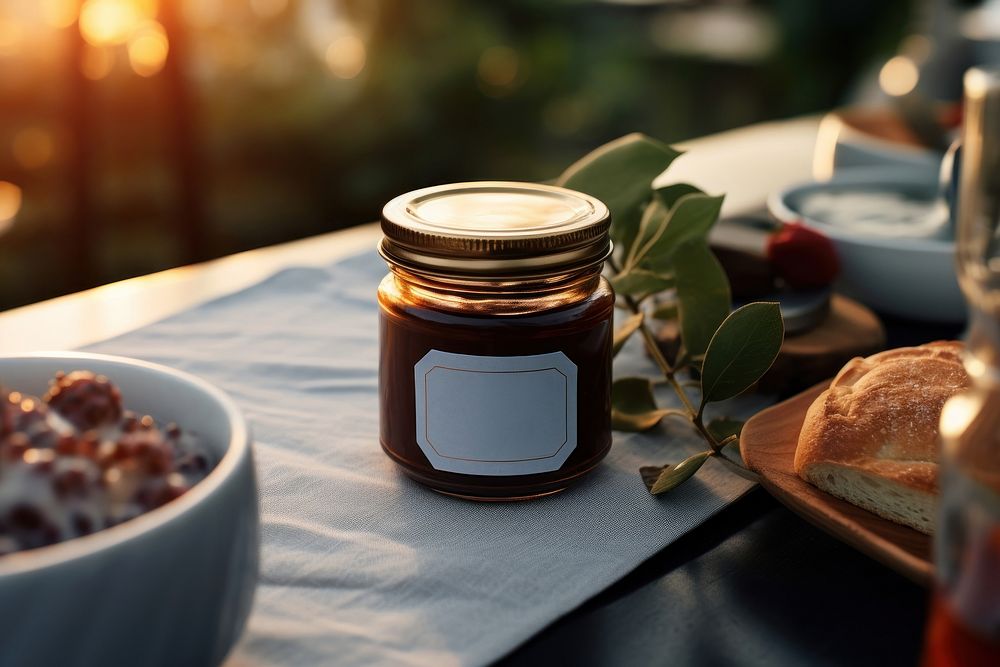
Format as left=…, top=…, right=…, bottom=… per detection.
left=673, top=240, right=731, bottom=358
left=610, top=269, right=674, bottom=297
left=558, top=134, right=681, bottom=259
left=640, top=450, right=712, bottom=495
left=613, top=376, right=657, bottom=412
left=612, top=312, right=644, bottom=357
left=650, top=301, right=678, bottom=321
left=627, top=187, right=706, bottom=268
left=655, top=183, right=703, bottom=209
left=633, top=193, right=725, bottom=272
left=701, top=302, right=784, bottom=404
left=611, top=377, right=687, bottom=431
left=612, top=377, right=659, bottom=431
left=707, top=417, right=745, bottom=442
left=626, top=198, right=668, bottom=267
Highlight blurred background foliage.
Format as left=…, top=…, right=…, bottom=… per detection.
left=0, top=0, right=916, bottom=309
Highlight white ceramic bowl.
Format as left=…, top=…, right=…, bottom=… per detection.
left=0, top=352, right=258, bottom=667
left=768, top=168, right=967, bottom=323
left=811, top=109, right=945, bottom=179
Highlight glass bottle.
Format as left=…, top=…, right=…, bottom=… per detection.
left=923, top=67, right=1000, bottom=666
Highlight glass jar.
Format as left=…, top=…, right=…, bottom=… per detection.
left=377, top=182, right=614, bottom=500
left=923, top=68, right=1000, bottom=666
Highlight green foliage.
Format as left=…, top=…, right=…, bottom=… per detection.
left=650, top=302, right=678, bottom=321
left=557, top=133, right=680, bottom=260
left=611, top=377, right=688, bottom=431
left=610, top=270, right=673, bottom=298
left=612, top=312, right=645, bottom=357
left=706, top=418, right=745, bottom=443
left=630, top=193, right=725, bottom=272
left=641, top=451, right=712, bottom=495
left=559, top=135, right=785, bottom=496
left=655, top=183, right=702, bottom=209
left=700, top=303, right=784, bottom=404
left=673, top=240, right=731, bottom=360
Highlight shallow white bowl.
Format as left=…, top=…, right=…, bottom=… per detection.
left=0, top=352, right=259, bottom=667
left=769, top=168, right=966, bottom=323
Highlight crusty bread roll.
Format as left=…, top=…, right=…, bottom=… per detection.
left=794, top=341, right=969, bottom=534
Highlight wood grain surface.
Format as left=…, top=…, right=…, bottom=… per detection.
left=740, top=382, right=933, bottom=586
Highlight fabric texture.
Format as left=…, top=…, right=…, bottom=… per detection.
left=85, top=249, right=760, bottom=667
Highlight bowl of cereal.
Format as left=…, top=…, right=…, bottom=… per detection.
left=0, top=352, right=258, bottom=667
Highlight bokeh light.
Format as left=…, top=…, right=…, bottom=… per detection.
left=0, top=181, right=23, bottom=236
left=128, top=20, right=169, bottom=77
left=182, top=1, right=224, bottom=29
left=879, top=55, right=920, bottom=97
left=41, top=0, right=78, bottom=29
left=325, top=34, right=366, bottom=79
left=0, top=18, right=20, bottom=58
left=251, top=0, right=289, bottom=20
left=79, top=0, right=154, bottom=46
left=543, top=97, right=589, bottom=136
left=477, top=46, right=521, bottom=95
left=12, top=128, right=55, bottom=170
left=81, top=43, right=116, bottom=80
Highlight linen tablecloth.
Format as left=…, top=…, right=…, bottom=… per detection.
left=86, top=248, right=760, bottom=666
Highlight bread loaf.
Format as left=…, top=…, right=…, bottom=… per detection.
left=794, top=341, right=969, bottom=534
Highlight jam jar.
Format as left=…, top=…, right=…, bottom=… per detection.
left=377, top=182, right=614, bottom=500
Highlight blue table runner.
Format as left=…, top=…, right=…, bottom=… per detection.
left=86, top=249, right=759, bottom=666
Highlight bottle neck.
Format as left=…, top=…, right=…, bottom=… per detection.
left=386, top=262, right=607, bottom=316
left=389, top=262, right=604, bottom=296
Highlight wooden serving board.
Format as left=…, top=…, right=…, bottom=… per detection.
left=740, top=383, right=933, bottom=586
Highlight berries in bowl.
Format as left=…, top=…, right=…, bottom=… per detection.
left=0, top=371, right=218, bottom=554
left=0, top=353, right=258, bottom=667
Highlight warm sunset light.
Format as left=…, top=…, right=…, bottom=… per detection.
left=12, top=127, right=55, bottom=170
left=325, top=33, right=366, bottom=79
left=81, top=43, right=115, bottom=80
left=80, top=0, right=139, bottom=46
left=41, top=0, right=78, bottom=29
left=0, top=181, right=22, bottom=235
left=250, top=0, right=289, bottom=20
left=79, top=0, right=156, bottom=46
left=0, top=18, right=20, bottom=58
left=127, top=20, right=168, bottom=77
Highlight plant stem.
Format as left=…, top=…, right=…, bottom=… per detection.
left=620, top=294, right=723, bottom=453
left=717, top=434, right=739, bottom=448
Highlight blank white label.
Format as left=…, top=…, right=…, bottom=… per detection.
left=414, top=350, right=578, bottom=476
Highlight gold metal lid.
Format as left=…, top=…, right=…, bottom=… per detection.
left=380, top=181, right=611, bottom=276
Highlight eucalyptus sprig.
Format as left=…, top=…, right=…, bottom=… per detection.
left=556, top=134, right=784, bottom=494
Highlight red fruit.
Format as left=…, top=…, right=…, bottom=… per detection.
left=4, top=394, right=60, bottom=449
left=51, top=459, right=101, bottom=499
left=44, top=371, right=123, bottom=431
left=116, top=421, right=173, bottom=475
left=765, top=221, right=840, bottom=290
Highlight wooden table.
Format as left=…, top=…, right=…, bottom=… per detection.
left=0, top=116, right=935, bottom=666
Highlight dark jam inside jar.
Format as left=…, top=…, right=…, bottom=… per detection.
left=379, top=268, right=613, bottom=500
left=377, top=181, right=614, bottom=500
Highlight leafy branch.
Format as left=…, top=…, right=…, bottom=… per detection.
left=557, top=134, right=784, bottom=494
